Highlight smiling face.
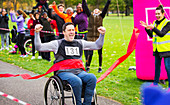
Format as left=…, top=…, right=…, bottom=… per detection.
left=77, top=4, right=82, bottom=13
left=35, top=13, right=39, bottom=19
left=2, top=9, right=6, bottom=16
left=43, top=13, right=47, bottom=19
left=63, top=24, right=75, bottom=42
left=66, top=8, right=73, bottom=15
left=93, top=8, right=100, bottom=14
left=155, top=10, right=164, bottom=21
left=58, top=6, right=64, bottom=12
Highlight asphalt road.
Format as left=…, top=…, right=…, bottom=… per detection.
left=0, top=60, right=122, bottom=105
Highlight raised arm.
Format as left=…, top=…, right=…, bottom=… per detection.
left=9, top=10, right=24, bottom=23
left=39, top=10, right=44, bottom=24
left=82, top=0, right=91, bottom=17
left=10, top=13, right=17, bottom=22
left=82, top=26, right=106, bottom=50
left=48, top=4, right=55, bottom=19
left=100, top=0, right=111, bottom=18
left=52, top=5, right=67, bottom=20
left=34, top=24, right=59, bottom=53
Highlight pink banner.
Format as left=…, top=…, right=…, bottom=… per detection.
left=134, top=0, right=170, bottom=80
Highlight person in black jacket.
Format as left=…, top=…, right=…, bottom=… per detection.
left=33, top=0, right=49, bottom=10
left=48, top=4, right=65, bottom=39
left=140, top=5, right=170, bottom=88
left=39, top=10, right=56, bottom=61
left=0, top=9, right=10, bottom=51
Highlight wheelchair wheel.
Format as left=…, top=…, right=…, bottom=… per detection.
left=44, top=76, right=64, bottom=105
left=91, top=89, right=98, bottom=105
left=63, top=83, right=76, bottom=105
left=24, top=39, right=32, bottom=55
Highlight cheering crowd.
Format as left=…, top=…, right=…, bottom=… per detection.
left=0, top=0, right=111, bottom=73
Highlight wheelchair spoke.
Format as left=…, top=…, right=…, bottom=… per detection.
left=44, top=76, right=64, bottom=105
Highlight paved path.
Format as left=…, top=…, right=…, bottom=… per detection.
left=0, top=60, right=122, bottom=105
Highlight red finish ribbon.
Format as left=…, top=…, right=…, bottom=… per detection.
left=0, top=59, right=85, bottom=79
left=97, top=28, right=140, bottom=83
left=0, top=28, right=139, bottom=83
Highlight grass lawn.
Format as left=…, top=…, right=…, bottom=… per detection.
left=0, top=15, right=169, bottom=105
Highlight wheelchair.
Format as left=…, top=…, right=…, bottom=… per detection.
left=44, top=75, right=98, bottom=105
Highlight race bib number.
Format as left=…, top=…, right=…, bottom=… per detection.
left=65, top=46, right=80, bottom=56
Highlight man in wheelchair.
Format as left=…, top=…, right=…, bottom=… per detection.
left=34, top=22, right=106, bottom=105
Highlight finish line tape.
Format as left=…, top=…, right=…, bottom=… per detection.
left=0, top=91, right=31, bottom=105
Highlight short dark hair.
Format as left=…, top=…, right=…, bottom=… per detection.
left=62, top=22, right=74, bottom=32
left=58, top=4, right=64, bottom=8
left=156, top=5, right=164, bottom=13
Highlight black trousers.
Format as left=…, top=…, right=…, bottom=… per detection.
left=86, top=47, right=103, bottom=67
left=17, top=32, right=26, bottom=55
left=42, top=35, right=56, bottom=61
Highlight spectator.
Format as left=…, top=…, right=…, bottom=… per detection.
left=83, top=0, right=111, bottom=73
left=33, top=0, right=49, bottom=10
left=48, top=4, right=65, bottom=39
left=51, top=1, right=73, bottom=23
left=0, top=9, right=10, bottom=51
left=27, top=13, right=42, bottom=59
left=39, top=10, right=55, bottom=61
left=10, top=9, right=28, bottom=57
left=140, top=5, right=170, bottom=89
left=50, top=19, right=58, bottom=37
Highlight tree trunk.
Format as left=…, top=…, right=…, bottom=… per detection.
left=2, top=0, right=4, bottom=9
left=14, top=0, right=17, bottom=11
left=96, top=0, right=99, bottom=8
left=125, top=5, right=130, bottom=16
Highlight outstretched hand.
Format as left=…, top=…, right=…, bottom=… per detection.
left=35, top=24, right=43, bottom=33
left=52, top=1, right=56, bottom=6
left=140, top=21, right=154, bottom=29
left=98, top=26, right=106, bottom=35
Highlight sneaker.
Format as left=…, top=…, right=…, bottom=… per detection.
left=149, top=83, right=158, bottom=87
left=9, top=48, right=16, bottom=54
left=86, top=67, right=90, bottom=72
left=38, top=56, right=42, bottom=59
left=159, top=80, right=166, bottom=85
left=31, top=56, right=35, bottom=59
left=20, top=55, right=24, bottom=57
left=98, top=68, right=102, bottom=73
left=0, top=48, right=4, bottom=51
left=23, top=55, right=28, bottom=58
left=6, top=47, right=9, bottom=50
